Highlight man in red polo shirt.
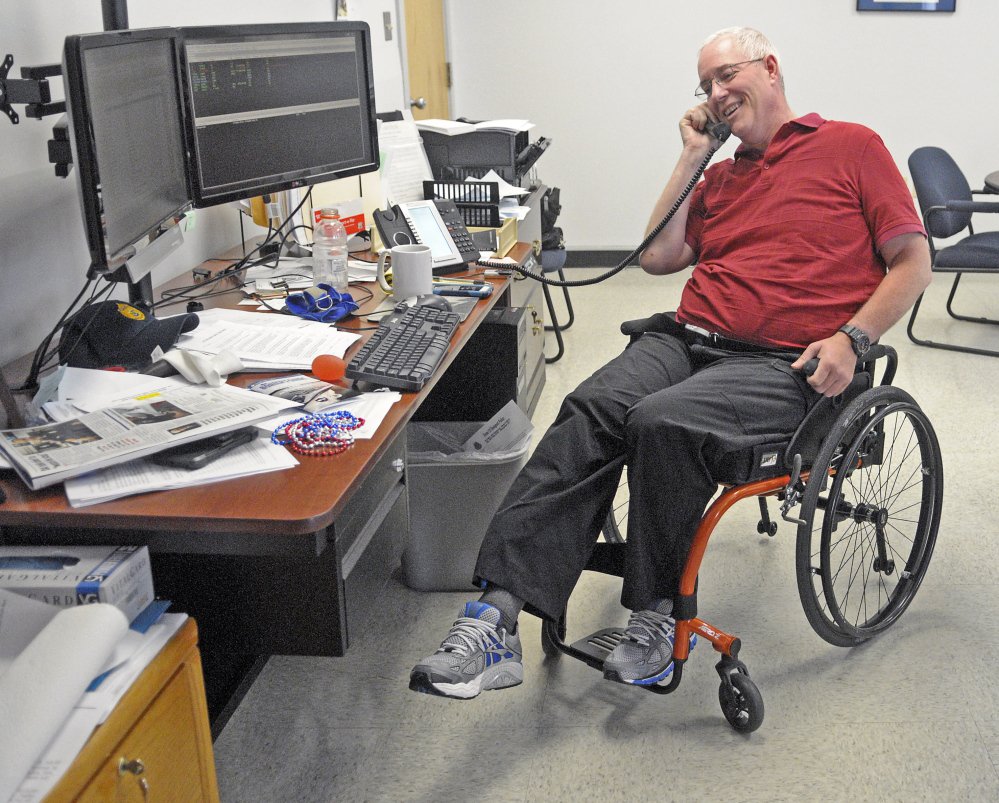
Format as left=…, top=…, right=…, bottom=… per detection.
left=410, top=26, right=931, bottom=699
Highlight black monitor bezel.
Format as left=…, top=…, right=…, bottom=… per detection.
left=62, top=28, right=193, bottom=276
left=179, top=21, right=380, bottom=208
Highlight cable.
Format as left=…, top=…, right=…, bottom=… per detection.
left=504, top=138, right=726, bottom=289
left=154, top=189, right=316, bottom=311
left=16, top=273, right=107, bottom=392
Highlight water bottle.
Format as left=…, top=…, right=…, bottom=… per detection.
left=312, top=208, right=349, bottom=293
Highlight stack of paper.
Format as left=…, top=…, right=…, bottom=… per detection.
left=176, top=308, right=360, bottom=369
left=64, top=433, right=298, bottom=507
left=415, top=119, right=535, bottom=136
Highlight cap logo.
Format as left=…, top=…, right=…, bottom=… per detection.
left=115, top=302, right=146, bottom=321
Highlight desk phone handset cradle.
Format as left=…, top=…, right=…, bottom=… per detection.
left=511, top=120, right=732, bottom=289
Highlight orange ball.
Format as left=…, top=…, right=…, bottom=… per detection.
left=312, top=354, right=346, bottom=382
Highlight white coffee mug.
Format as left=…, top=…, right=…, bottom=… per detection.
left=376, top=244, right=433, bottom=301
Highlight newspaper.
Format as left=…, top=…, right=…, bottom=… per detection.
left=0, top=385, right=294, bottom=490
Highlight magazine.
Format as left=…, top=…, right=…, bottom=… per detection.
left=0, top=385, right=294, bottom=490
left=246, top=375, right=361, bottom=413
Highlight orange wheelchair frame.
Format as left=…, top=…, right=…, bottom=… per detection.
left=541, top=341, right=943, bottom=733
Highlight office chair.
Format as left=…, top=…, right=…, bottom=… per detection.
left=540, top=248, right=574, bottom=363
left=907, top=146, right=999, bottom=357
left=542, top=314, right=942, bottom=732
left=540, top=188, right=574, bottom=364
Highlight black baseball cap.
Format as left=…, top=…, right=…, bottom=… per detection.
left=58, top=301, right=200, bottom=370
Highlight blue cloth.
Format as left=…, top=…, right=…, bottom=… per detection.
left=285, top=284, right=358, bottom=323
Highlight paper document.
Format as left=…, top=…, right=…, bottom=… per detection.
left=257, top=390, right=401, bottom=440
left=178, top=319, right=360, bottom=368
left=475, top=169, right=530, bottom=197
left=63, top=434, right=299, bottom=507
left=414, top=119, right=535, bottom=136
left=0, top=384, right=294, bottom=490
left=378, top=119, right=434, bottom=204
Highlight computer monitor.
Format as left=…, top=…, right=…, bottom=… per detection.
left=62, top=29, right=192, bottom=282
left=180, top=22, right=380, bottom=208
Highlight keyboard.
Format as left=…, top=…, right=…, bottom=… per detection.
left=346, top=303, right=462, bottom=391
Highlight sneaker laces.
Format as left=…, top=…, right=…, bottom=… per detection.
left=439, top=617, right=499, bottom=657
left=624, top=609, right=674, bottom=647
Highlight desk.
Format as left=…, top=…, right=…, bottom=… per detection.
left=0, top=244, right=536, bottom=731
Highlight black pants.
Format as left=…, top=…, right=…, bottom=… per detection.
left=473, top=332, right=818, bottom=621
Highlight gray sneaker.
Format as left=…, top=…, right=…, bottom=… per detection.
left=602, top=607, right=696, bottom=686
left=409, top=601, right=523, bottom=699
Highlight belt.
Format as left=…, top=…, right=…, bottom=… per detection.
left=681, top=324, right=779, bottom=355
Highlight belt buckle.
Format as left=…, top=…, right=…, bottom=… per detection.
left=684, top=323, right=712, bottom=341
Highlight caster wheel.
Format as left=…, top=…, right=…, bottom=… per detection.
left=541, top=617, right=566, bottom=659
left=757, top=520, right=778, bottom=537
left=718, top=673, right=764, bottom=733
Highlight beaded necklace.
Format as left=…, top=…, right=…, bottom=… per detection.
left=271, top=410, right=365, bottom=457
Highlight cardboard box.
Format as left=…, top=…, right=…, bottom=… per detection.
left=0, top=545, right=154, bottom=623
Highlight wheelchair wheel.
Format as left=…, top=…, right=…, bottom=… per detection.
left=795, top=386, right=943, bottom=647
left=718, top=672, right=764, bottom=733
left=603, top=466, right=628, bottom=544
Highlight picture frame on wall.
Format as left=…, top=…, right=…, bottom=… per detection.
left=857, top=0, right=955, bottom=11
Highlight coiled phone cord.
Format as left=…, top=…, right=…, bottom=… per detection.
left=508, top=125, right=730, bottom=289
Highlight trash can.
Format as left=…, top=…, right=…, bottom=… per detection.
left=403, top=421, right=531, bottom=591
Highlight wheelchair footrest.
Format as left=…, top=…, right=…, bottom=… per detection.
left=568, top=627, right=628, bottom=665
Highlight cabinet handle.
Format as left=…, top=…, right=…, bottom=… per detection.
left=119, top=758, right=150, bottom=798
left=119, top=758, right=145, bottom=776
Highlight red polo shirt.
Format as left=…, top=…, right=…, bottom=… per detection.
left=677, top=114, right=925, bottom=349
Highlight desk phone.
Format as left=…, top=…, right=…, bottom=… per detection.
left=373, top=199, right=480, bottom=273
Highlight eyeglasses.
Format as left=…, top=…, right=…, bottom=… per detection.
left=694, top=58, right=765, bottom=99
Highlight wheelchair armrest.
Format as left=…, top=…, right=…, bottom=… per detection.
left=620, top=312, right=680, bottom=341
left=859, top=343, right=897, bottom=387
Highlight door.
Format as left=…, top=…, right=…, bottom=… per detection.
left=403, top=0, right=450, bottom=119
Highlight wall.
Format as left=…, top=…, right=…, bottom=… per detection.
left=445, top=1, right=999, bottom=251
left=0, top=0, right=406, bottom=367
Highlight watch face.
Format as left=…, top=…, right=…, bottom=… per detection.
left=841, top=325, right=869, bottom=355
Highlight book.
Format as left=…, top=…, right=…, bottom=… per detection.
left=0, top=545, right=154, bottom=624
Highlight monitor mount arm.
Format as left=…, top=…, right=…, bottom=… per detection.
left=1, top=55, right=73, bottom=177
left=1, top=0, right=128, bottom=174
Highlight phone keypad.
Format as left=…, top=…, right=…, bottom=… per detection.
left=445, top=222, right=476, bottom=255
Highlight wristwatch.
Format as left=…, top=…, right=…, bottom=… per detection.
left=838, top=324, right=871, bottom=357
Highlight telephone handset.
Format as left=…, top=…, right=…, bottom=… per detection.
left=704, top=120, right=732, bottom=143
left=372, top=199, right=480, bottom=275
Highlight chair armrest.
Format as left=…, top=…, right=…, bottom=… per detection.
left=942, top=200, right=999, bottom=214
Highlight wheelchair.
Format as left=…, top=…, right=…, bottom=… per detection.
left=540, top=315, right=944, bottom=733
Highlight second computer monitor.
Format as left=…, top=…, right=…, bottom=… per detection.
left=181, top=22, right=380, bottom=207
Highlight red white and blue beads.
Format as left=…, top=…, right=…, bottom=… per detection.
left=271, top=411, right=365, bottom=457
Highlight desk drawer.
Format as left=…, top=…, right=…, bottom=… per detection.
left=333, top=431, right=407, bottom=567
